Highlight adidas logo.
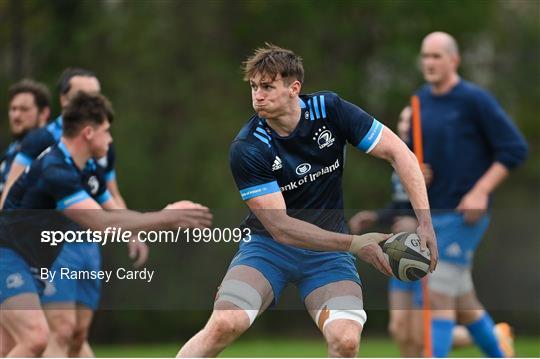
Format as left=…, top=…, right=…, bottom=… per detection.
left=272, top=156, right=282, bottom=171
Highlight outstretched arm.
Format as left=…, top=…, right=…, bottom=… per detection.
left=369, top=126, right=438, bottom=271
left=65, top=197, right=212, bottom=233
left=246, top=192, right=393, bottom=276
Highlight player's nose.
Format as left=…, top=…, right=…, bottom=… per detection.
left=9, top=110, right=20, bottom=120
left=253, top=88, right=265, bottom=100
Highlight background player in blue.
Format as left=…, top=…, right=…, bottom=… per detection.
left=1, top=79, right=51, bottom=196
left=178, top=44, right=438, bottom=358
left=0, top=79, right=51, bottom=356
left=0, top=68, right=130, bottom=357
left=414, top=32, right=528, bottom=357
left=349, top=107, right=515, bottom=357
left=1, top=68, right=125, bottom=208
left=0, top=92, right=213, bottom=357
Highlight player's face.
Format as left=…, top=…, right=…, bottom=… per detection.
left=250, top=73, right=292, bottom=119
left=8, top=93, right=45, bottom=138
left=61, top=76, right=101, bottom=108
left=88, top=119, right=112, bottom=158
left=420, top=39, right=457, bottom=85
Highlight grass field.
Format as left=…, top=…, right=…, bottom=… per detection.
left=95, top=336, right=540, bottom=357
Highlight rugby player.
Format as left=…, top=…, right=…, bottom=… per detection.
left=1, top=80, right=51, bottom=196
left=0, top=67, right=131, bottom=357
left=0, top=79, right=51, bottom=356
left=0, top=92, right=212, bottom=357
left=177, top=44, right=437, bottom=358
left=413, top=32, right=527, bottom=357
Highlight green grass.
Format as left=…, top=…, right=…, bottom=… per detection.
left=95, top=336, right=540, bottom=357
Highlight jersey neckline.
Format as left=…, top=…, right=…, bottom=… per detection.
left=427, top=78, right=464, bottom=98
left=57, top=141, right=96, bottom=173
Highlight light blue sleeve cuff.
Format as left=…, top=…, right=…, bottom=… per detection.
left=57, top=190, right=90, bottom=210
left=14, top=153, right=33, bottom=167
left=104, top=169, right=116, bottom=182
left=356, top=119, right=383, bottom=153
left=240, top=181, right=280, bottom=201
left=97, top=190, right=112, bottom=204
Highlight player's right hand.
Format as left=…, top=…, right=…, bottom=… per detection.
left=416, top=223, right=438, bottom=272
left=164, top=200, right=213, bottom=228
left=350, top=233, right=393, bottom=277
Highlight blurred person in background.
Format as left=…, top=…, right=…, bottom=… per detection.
left=349, top=106, right=516, bottom=356
left=0, top=78, right=51, bottom=357
left=0, top=91, right=212, bottom=357
left=0, top=68, right=136, bottom=357
left=408, top=31, right=527, bottom=357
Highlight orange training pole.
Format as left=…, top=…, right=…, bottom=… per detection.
left=411, top=95, right=424, bottom=164
left=411, top=95, right=433, bottom=358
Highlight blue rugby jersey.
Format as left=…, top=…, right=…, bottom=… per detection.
left=14, top=116, right=117, bottom=181
left=0, top=140, right=21, bottom=194
left=414, top=80, right=528, bottom=210
left=230, top=91, right=384, bottom=235
left=1, top=141, right=111, bottom=268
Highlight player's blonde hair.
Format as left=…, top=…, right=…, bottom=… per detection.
left=243, top=43, right=304, bottom=84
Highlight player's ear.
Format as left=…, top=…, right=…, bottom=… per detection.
left=60, top=94, right=69, bottom=109
left=452, top=53, right=461, bottom=69
left=38, top=107, right=50, bottom=126
left=290, top=80, right=301, bottom=97
left=81, top=125, right=94, bottom=140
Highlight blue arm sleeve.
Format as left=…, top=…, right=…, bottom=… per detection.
left=475, top=90, right=528, bottom=170
left=43, top=164, right=91, bottom=210
left=331, top=93, right=383, bottom=152
left=15, top=128, right=56, bottom=165
left=229, top=140, right=280, bottom=201
left=105, top=144, right=116, bottom=181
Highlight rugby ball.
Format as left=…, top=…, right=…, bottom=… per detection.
left=382, top=232, right=430, bottom=282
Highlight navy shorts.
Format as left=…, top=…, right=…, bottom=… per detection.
left=433, top=212, right=490, bottom=266
left=388, top=277, right=423, bottom=308
left=229, top=234, right=361, bottom=304
left=0, top=248, right=44, bottom=304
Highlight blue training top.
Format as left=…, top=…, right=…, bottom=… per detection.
left=230, top=91, right=383, bottom=236
left=414, top=80, right=528, bottom=210
left=1, top=142, right=111, bottom=268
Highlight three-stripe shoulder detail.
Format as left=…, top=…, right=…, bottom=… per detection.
left=307, top=95, right=327, bottom=121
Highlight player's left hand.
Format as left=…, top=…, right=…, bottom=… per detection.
left=456, top=189, right=488, bottom=224
left=127, top=240, right=149, bottom=268
left=416, top=223, right=438, bottom=272
left=351, top=233, right=394, bottom=277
